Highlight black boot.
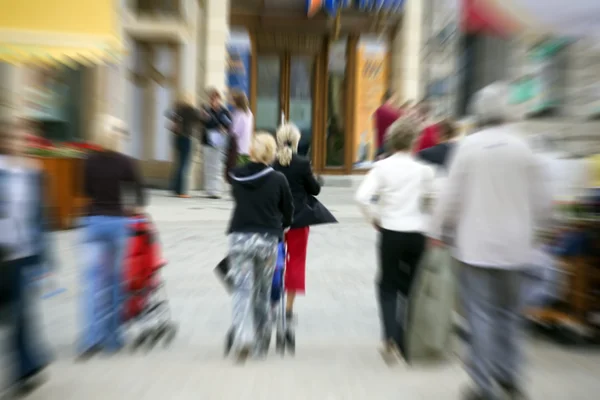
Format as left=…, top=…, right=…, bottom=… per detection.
left=498, top=382, right=528, bottom=400
left=224, top=328, right=234, bottom=357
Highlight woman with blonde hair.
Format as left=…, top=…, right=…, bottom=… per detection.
left=166, top=92, right=203, bottom=198
left=79, top=115, right=145, bottom=360
left=226, top=132, right=294, bottom=362
left=355, top=116, right=434, bottom=364
left=273, top=124, right=336, bottom=349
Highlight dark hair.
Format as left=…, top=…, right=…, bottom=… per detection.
left=438, top=119, right=457, bottom=141
left=383, top=90, right=394, bottom=103
left=232, top=91, right=249, bottom=112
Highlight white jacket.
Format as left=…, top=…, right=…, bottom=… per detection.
left=428, top=126, right=553, bottom=269
left=355, top=153, right=434, bottom=232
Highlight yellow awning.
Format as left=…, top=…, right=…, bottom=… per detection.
left=0, top=0, right=123, bottom=66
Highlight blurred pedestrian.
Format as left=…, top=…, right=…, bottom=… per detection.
left=226, top=133, right=294, bottom=362
left=416, top=118, right=458, bottom=170
left=167, top=93, right=203, bottom=198
left=374, top=90, right=401, bottom=159
left=0, top=119, right=52, bottom=395
left=355, top=117, right=435, bottom=364
left=413, top=103, right=441, bottom=153
left=273, top=124, right=337, bottom=341
left=201, top=88, right=232, bottom=199
left=78, top=116, right=146, bottom=360
left=428, top=83, right=552, bottom=400
left=230, top=91, right=253, bottom=166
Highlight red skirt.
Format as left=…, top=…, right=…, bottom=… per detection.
left=284, top=227, right=310, bottom=293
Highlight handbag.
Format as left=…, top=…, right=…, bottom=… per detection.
left=214, top=256, right=234, bottom=293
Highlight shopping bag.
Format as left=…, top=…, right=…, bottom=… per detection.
left=405, top=246, right=456, bottom=363
left=270, top=242, right=286, bottom=303
left=214, top=256, right=234, bottom=293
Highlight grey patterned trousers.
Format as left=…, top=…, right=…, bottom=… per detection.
left=203, top=145, right=224, bottom=196
left=228, top=233, right=278, bottom=353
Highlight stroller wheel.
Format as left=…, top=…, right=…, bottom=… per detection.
left=224, top=328, right=234, bottom=357
left=275, top=334, right=285, bottom=356
left=132, top=331, right=150, bottom=351
left=285, top=331, right=295, bottom=355
left=164, top=324, right=177, bottom=346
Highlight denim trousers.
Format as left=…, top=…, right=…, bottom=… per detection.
left=79, top=216, right=129, bottom=353
left=172, top=135, right=192, bottom=195
left=6, top=256, right=50, bottom=381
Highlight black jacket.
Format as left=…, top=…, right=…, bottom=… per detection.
left=227, top=162, right=294, bottom=239
left=417, top=142, right=456, bottom=170
left=273, top=155, right=337, bottom=229
left=200, top=105, right=232, bottom=146
left=166, top=104, right=203, bottom=138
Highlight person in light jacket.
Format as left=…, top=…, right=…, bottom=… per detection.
left=0, top=119, right=52, bottom=395
left=230, top=91, right=253, bottom=166
left=428, top=83, right=552, bottom=400
left=355, top=117, right=434, bottom=364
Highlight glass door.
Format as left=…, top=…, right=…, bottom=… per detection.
left=254, top=53, right=315, bottom=157
left=255, top=55, right=282, bottom=134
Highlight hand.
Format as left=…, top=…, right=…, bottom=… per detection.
left=428, top=237, right=445, bottom=247
left=372, top=220, right=381, bottom=231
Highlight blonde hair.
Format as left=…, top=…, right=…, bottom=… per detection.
left=176, top=92, right=194, bottom=107
left=92, top=115, right=125, bottom=152
left=275, top=123, right=301, bottom=166
left=250, top=132, right=277, bottom=165
left=385, top=116, right=419, bottom=152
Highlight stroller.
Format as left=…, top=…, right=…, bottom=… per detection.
left=224, top=241, right=294, bottom=356
left=124, top=215, right=177, bottom=350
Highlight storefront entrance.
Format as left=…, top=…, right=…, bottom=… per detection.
left=230, top=3, right=402, bottom=174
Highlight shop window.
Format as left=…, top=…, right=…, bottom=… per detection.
left=352, top=36, right=388, bottom=170
left=325, top=37, right=348, bottom=168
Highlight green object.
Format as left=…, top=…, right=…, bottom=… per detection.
left=237, top=154, right=251, bottom=166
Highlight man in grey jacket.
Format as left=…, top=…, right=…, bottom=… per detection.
left=428, top=83, right=553, bottom=400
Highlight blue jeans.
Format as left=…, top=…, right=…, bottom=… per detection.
left=172, top=135, right=192, bottom=195
left=79, top=216, right=129, bottom=353
left=8, top=256, right=50, bottom=381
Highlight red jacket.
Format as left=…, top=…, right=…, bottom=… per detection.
left=414, top=123, right=440, bottom=153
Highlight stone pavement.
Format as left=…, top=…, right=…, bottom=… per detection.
left=3, top=188, right=600, bottom=399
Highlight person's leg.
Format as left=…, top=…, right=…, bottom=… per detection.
left=492, top=270, right=526, bottom=397
left=284, top=227, right=309, bottom=317
left=203, top=146, right=218, bottom=197
left=79, top=217, right=109, bottom=355
left=172, top=136, right=183, bottom=195
left=376, top=229, right=403, bottom=359
left=461, top=264, right=497, bottom=399
left=229, top=234, right=257, bottom=357
left=252, top=236, right=278, bottom=356
left=11, top=258, right=48, bottom=385
left=103, top=217, right=129, bottom=352
left=178, top=137, right=192, bottom=197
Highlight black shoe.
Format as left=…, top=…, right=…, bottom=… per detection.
left=76, top=345, right=102, bottom=362
left=498, top=382, right=528, bottom=400
left=460, top=386, right=493, bottom=400
left=224, top=329, right=234, bottom=357
left=13, top=367, right=47, bottom=397
left=285, top=330, right=295, bottom=355
left=235, top=347, right=251, bottom=364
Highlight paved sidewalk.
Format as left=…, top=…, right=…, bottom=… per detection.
left=3, top=189, right=600, bottom=399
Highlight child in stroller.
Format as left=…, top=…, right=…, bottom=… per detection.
left=124, top=215, right=177, bottom=350
left=224, top=242, right=294, bottom=357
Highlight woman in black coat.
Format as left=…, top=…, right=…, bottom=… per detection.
left=273, top=124, right=336, bottom=341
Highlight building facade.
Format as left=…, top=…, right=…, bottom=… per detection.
left=420, top=0, right=600, bottom=152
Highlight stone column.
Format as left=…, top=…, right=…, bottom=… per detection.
left=397, top=0, right=424, bottom=102
left=193, top=0, right=229, bottom=191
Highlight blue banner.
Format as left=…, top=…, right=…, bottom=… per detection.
left=307, top=0, right=403, bottom=16
left=226, top=44, right=251, bottom=98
